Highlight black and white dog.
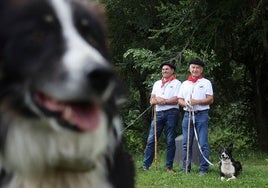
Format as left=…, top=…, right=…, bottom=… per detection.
left=219, top=144, right=242, bottom=181
left=0, top=0, right=134, bottom=187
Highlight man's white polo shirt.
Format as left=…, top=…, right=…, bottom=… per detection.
left=152, top=79, right=181, bottom=111
left=178, top=78, right=213, bottom=111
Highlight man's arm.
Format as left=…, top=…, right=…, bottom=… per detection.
left=190, top=95, right=213, bottom=106
left=151, top=95, right=178, bottom=105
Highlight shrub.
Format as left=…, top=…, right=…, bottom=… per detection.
left=209, top=101, right=257, bottom=152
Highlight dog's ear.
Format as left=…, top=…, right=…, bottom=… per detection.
left=227, top=144, right=233, bottom=154
left=218, top=145, right=223, bottom=153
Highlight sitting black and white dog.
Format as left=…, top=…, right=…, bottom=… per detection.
left=219, top=143, right=242, bottom=181
left=0, top=0, right=134, bottom=187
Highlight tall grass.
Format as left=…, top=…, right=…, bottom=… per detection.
left=134, top=151, right=268, bottom=188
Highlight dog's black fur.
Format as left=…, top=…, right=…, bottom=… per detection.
left=0, top=0, right=134, bottom=187
left=219, top=143, right=242, bottom=181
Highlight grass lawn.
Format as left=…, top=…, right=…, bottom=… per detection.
left=134, top=151, right=268, bottom=188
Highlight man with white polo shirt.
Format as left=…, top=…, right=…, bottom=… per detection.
left=178, top=58, right=214, bottom=176
left=142, top=62, right=181, bottom=173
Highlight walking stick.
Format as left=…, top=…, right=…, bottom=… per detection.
left=153, top=105, right=158, bottom=169
left=186, top=109, right=191, bottom=174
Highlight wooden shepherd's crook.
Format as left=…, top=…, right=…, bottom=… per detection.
left=186, top=109, right=191, bottom=174
left=154, top=105, right=158, bottom=169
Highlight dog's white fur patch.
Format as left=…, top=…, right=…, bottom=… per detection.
left=220, top=159, right=235, bottom=180
left=3, top=111, right=108, bottom=172
left=2, top=112, right=118, bottom=188
left=50, top=0, right=106, bottom=85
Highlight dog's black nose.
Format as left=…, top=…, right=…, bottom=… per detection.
left=87, top=67, right=114, bottom=94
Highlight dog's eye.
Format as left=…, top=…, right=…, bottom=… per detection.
left=79, top=18, right=98, bottom=47
left=31, top=14, right=59, bottom=42
left=43, top=14, right=55, bottom=23
left=81, top=18, right=89, bottom=27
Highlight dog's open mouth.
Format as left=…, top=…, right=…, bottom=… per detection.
left=33, top=92, right=101, bottom=132
left=220, top=154, right=229, bottom=161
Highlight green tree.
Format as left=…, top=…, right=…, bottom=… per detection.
left=102, top=0, right=267, bottom=152
left=191, top=0, right=268, bottom=151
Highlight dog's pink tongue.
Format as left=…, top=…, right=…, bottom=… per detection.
left=34, top=93, right=100, bottom=131
left=67, top=106, right=100, bottom=131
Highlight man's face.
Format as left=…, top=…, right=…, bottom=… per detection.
left=161, top=65, right=174, bottom=78
left=189, top=64, right=203, bottom=77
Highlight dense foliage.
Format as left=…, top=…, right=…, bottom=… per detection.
left=102, top=0, right=268, bottom=152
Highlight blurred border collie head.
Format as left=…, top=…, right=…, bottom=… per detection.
left=0, top=0, right=134, bottom=187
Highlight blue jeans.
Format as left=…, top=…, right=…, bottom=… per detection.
left=181, top=110, right=210, bottom=172
left=143, top=108, right=179, bottom=169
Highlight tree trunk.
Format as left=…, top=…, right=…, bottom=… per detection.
left=255, top=3, right=268, bottom=151
left=255, top=59, right=268, bottom=152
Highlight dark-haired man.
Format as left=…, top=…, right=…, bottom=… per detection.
left=143, top=62, right=181, bottom=173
